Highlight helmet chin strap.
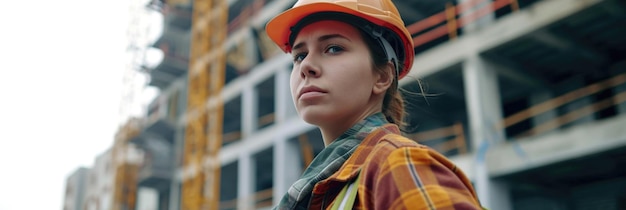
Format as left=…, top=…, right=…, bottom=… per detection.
left=368, top=26, right=400, bottom=80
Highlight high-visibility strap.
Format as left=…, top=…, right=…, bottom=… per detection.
left=331, top=171, right=362, bottom=210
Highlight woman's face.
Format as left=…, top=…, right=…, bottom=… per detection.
left=290, top=20, right=383, bottom=128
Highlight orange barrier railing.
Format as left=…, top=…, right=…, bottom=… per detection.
left=221, top=113, right=275, bottom=145
left=502, top=73, right=626, bottom=138
left=222, top=131, right=242, bottom=144
left=227, top=0, right=266, bottom=33
left=406, top=122, right=468, bottom=155
left=259, top=113, right=275, bottom=127
left=254, top=188, right=274, bottom=209
left=408, top=0, right=521, bottom=49
left=218, top=188, right=273, bottom=210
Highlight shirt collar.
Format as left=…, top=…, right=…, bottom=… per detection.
left=274, top=112, right=389, bottom=210
left=329, top=123, right=400, bottom=181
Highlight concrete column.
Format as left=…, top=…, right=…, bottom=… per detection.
left=459, top=0, right=495, bottom=33
left=463, top=54, right=511, bottom=210
left=242, top=83, right=258, bottom=138
left=275, top=67, right=294, bottom=124
left=273, top=65, right=302, bottom=206
left=136, top=187, right=159, bottom=210
left=168, top=127, right=184, bottom=210
left=557, top=77, right=594, bottom=125
left=273, top=137, right=302, bottom=205
left=613, top=79, right=626, bottom=114
left=610, top=64, right=626, bottom=114
left=237, top=154, right=255, bottom=210
left=615, top=79, right=626, bottom=114
left=159, top=190, right=170, bottom=210
left=530, top=91, right=559, bottom=133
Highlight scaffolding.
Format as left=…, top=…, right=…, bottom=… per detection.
left=112, top=119, right=141, bottom=210
left=181, top=0, right=227, bottom=209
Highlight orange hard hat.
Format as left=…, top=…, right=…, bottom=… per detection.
left=265, top=0, right=415, bottom=79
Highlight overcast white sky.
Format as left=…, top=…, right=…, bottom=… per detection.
left=0, top=0, right=143, bottom=209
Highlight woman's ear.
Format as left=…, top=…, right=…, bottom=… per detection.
left=373, top=63, right=394, bottom=95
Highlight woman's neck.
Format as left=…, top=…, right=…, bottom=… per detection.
left=319, top=107, right=381, bottom=146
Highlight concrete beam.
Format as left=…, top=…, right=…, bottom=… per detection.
left=250, top=0, right=296, bottom=28
left=400, top=38, right=467, bottom=86
left=473, top=0, right=603, bottom=53
left=219, top=116, right=315, bottom=165
left=402, top=0, right=604, bottom=82
left=487, top=114, right=626, bottom=177
left=423, top=78, right=466, bottom=100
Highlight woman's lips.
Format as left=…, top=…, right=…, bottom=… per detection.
left=299, top=86, right=327, bottom=99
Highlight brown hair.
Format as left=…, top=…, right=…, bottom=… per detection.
left=359, top=30, right=407, bottom=129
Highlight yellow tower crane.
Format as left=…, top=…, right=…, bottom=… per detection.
left=182, top=0, right=227, bottom=209
left=112, top=119, right=141, bottom=210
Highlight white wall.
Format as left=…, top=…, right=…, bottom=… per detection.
left=83, top=149, right=115, bottom=210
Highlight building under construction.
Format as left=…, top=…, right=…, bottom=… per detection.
left=64, top=0, right=626, bottom=209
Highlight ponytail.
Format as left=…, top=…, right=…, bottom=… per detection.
left=359, top=29, right=408, bottom=129
left=382, top=79, right=406, bottom=129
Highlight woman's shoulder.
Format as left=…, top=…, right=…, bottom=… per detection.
left=357, top=126, right=483, bottom=209
left=380, top=132, right=422, bottom=148
left=365, top=128, right=457, bottom=169
left=369, top=126, right=427, bottom=154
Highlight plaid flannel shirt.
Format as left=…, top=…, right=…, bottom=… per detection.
left=274, top=113, right=482, bottom=209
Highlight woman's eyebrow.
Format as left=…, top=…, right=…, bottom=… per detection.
left=293, top=34, right=350, bottom=51
left=318, top=34, right=349, bottom=42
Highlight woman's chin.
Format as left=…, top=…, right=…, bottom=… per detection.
left=298, top=109, right=333, bottom=126
left=300, top=114, right=322, bottom=126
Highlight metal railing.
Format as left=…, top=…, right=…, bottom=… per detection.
left=218, top=188, right=273, bottom=210
left=501, top=73, right=626, bottom=138
left=406, top=122, right=468, bottom=155
left=221, top=113, right=275, bottom=145
left=409, top=0, right=521, bottom=49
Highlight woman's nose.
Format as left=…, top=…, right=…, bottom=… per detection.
left=299, top=55, right=321, bottom=79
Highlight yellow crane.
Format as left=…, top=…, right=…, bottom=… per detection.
left=182, top=0, right=227, bottom=209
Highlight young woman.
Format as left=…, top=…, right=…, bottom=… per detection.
left=266, top=0, right=483, bottom=209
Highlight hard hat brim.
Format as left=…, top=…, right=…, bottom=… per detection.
left=265, top=1, right=415, bottom=79
left=267, top=2, right=377, bottom=53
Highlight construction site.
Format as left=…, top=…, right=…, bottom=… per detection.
left=62, top=0, right=626, bottom=209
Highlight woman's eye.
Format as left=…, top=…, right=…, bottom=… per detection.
left=293, top=52, right=307, bottom=62
left=326, top=45, right=344, bottom=54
